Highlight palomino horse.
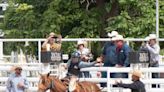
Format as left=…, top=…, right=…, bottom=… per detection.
left=38, top=72, right=101, bottom=92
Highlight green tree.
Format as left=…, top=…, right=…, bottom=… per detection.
left=2, top=0, right=164, bottom=56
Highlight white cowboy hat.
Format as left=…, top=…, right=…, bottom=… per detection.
left=145, top=36, right=150, bottom=41
left=149, top=34, right=157, bottom=40
left=77, top=40, right=85, bottom=45
left=108, top=31, right=118, bottom=37
left=111, top=31, right=118, bottom=37
left=130, top=70, right=142, bottom=78
left=111, top=36, right=117, bottom=41
left=115, top=35, right=124, bottom=41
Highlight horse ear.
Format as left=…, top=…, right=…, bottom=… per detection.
left=47, top=71, right=51, bottom=77
left=38, top=72, right=42, bottom=77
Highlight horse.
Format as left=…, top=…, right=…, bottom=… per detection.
left=38, top=72, right=101, bottom=92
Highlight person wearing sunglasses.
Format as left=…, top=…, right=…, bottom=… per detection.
left=6, top=66, right=29, bottom=92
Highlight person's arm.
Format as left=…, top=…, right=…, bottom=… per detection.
left=117, top=82, right=139, bottom=89
left=6, top=77, right=12, bottom=92
left=42, top=36, right=53, bottom=48
left=123, top=45, right=131, bottom=67
left=146, top=44, right=160, bottom=54
left=67, top=59, right=71, bottom=68
left=23, top=78, right=29, bottom=89
left=78, top=61, right=96, bottom=68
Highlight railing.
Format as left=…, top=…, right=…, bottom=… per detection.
left=0, top=38, right=164, bottom=63
left=0, top=64, right=164, bottom=92
left=81, top=67, right=164, bottom=92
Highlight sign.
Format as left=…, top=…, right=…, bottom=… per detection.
left=129, top=51, right=150, bottom=63
left=138, top=52, right=149, bottom=63
left=41, top=51, right=62, bottom=63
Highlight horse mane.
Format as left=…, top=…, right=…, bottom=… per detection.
left=38, top=74, right=67, bottom=92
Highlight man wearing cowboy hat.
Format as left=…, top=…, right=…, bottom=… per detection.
left=146, top=34, right=160, bottom=67
left=100, top=31, right=119, bottom=87
left=6, top=66, right=29, bottom=92
left=115, top=70, right=146, bottom=92
left=146, top=34, right=160, bottom=87
left=42, top=32, right=62, bottom=52
left=115, top=35, right=131, bottom=67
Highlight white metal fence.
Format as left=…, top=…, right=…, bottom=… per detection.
left=0, top=38, right=164, bottom=63
left=0, top=64, right=164, bottom=92
left=0, top=38, right=163, bottom=92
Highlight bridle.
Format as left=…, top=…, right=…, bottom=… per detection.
left=45, top=78, right=55, bottom=91
left=39, top=77, right=55, bottom=92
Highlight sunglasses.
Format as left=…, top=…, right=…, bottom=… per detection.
left=16, top=69, right=22, bottom=71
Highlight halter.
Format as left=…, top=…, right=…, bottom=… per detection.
left=45, top=78, right=55, bottom=91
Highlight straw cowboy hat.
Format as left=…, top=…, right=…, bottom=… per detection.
left=49, top=32, right=56, bottom=36
left=148, top=34, right=157, bottom=40
left=108, top=31, right=118, bottom=37
left=77, top=40, right=87, bottom=47
left=130, top=70, right=142, bottom=78
left=15, top=65, right=22, bottom=70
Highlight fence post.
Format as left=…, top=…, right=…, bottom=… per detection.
left=107, top=67, right=110, bottom=92
left=38, top=40, right=41, bottom=63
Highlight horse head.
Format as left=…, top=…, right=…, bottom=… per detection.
left=38, top=72, right=67, bottom=92
left=38, top=72, right=52, bottom=92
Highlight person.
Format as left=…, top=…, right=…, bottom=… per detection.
left=76, top=40, right=93, bottom=77
left=6, top=66, right=29, bottom=92
left=146, top=34, right=160, bottom=68
left=107, top=34, right=131, bottom=79
left=115, top=70, right=146, bottom=92
left=100, top=31, right=118, bottom=87
left=76, top=40, right=93, bottom=62
left=42, top=32, right=62, bottom=52
left=146, top=34, right=160, bottom=87
left=115, top=35, right=131, bottom=68
left=41, top=32, right=62, bottom=74
left=67, top=52, right=101, bottom=78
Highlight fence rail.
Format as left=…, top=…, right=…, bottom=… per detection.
left=0, top=64, right=164, bottom=92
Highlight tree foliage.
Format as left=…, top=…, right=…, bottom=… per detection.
left=1, top=0, right=164, bottom=55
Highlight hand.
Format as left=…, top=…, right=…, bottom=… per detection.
left=115, top=80, right=119, bottom=84
left=115, top=64, right=122, bottom=67
left=96, top=57, right=102, bottom=63
left=47, top=35, right=54, bottom=40
left=115, top=79, right=122, bottom=84
left=17, top=82, right=24, bottom=88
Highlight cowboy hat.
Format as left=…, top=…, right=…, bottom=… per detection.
left=115, top=35, right=124, bottom=41
left=130, top=70, right=142, bottom=78
left=145, top=36, right=150, bottom=41
left=15, top=65, right=22, bottom=70
left=49, top=32, right=56, bottom=36
left=77, top=40, right=85, bottom=45
left=108, top=31, right=118, bottom=37
left=148, top=34, right=157, bottom=40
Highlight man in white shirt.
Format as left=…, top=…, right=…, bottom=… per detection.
left=146, top=34, right=160, bottom=67
left=146, top=34, right=160, bottom=88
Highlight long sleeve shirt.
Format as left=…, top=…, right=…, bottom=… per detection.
left=146, top=44, right=160, bottom=63
left=76, top=48, right=93, bottom=61
left=117, top=80, right=146, bottom=92
left=67, top=59, right=96, bottom=68
left=6, top=73, right=29, bottom=92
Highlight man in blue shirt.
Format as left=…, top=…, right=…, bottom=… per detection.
left=6, top=66, right=29, bottom=92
